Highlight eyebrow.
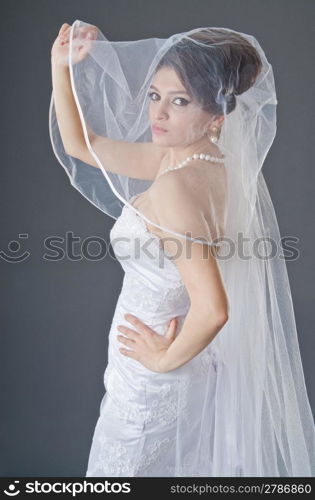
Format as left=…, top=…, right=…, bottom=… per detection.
left=149, top=84, right=190, bottom=95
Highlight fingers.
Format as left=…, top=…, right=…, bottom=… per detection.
left=119, top=347, right=137, bottom=360
left=58, top=23, right=97, bottom=52
left=117, top=325, right=140, bottom=340
left=169, top=317, right=178, bottom=329
left=59, top=24, right=71, bottom=46
left=59, top=23, right=70, bottom=36
left=124, top=314, right=152, bottom=335
left=117, top=335, right=136, bottom=347
left=86, top=26, right=98, bottom=39
left=164, top=317, right=178, bottom=340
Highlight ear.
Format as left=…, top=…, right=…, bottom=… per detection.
left=206, top=115, right=224, bottom=136
left=212, top=115, right=225, bottom=128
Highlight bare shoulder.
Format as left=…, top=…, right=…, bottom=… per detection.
left=151, top=158, right=223, bottom=203
left=150, top=168, right=191, bottom=207
left=147, top=170, right=215, bottom=259
left=148, top=169, right=197, bottom=236
left=148, top=159, right=227, bottom=234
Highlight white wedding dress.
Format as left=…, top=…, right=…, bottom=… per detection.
left=85, top=195, right=221, bottom=477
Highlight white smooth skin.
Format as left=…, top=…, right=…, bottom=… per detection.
left=148, top=66, right=225, bottom=173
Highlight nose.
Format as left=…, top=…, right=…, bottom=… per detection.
left=154, top=100, right=169, bottom=121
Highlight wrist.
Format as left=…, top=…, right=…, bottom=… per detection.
left=51, top=57, right=69, bottom=73
left=158, top=350, right=175, bottom=373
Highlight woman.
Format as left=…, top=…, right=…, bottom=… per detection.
left=49, top=20, right=315, bottom=476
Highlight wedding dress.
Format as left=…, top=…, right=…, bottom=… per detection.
left=85, top=193, right=221, bottom=477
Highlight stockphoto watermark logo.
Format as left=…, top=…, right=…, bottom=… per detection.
left=0, top=230, right=300, bottom=267
left=2, top=479, right=132, bottom=496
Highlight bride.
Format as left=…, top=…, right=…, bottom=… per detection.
left=49, top=20, right=315, bottom=476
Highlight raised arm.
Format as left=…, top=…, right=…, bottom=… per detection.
left=51, top=23, right=166, bottom=180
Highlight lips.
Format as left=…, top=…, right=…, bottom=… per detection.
left=152, top=124, right=167, bottom=133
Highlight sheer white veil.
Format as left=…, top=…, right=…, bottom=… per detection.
left=49, top=20, right=315, bottom=476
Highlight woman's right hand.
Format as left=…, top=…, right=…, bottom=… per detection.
left=51, top=23, right=98, bottom=67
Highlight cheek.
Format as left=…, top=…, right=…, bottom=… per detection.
left=176, top=115, right=203, bottom=140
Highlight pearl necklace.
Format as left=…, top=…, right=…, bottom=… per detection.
left=160, top=152, right=225, bottom=176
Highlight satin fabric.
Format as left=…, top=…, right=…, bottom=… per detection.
left=85, top=199, right=220, bottom=477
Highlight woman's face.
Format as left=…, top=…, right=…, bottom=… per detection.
left=148, top=66, right=214, bottom=147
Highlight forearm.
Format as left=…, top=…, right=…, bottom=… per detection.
left=51, top=59, right=95, bottom=155
left=161, top=305, right=227, bottom=372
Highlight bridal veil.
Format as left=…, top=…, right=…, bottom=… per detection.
left=49, top=20, right=315, bottom=476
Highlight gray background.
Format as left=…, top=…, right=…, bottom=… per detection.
left=0, top=0, right=314, bottom=476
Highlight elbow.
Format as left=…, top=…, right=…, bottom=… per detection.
left=64, top=146, right=77, bottom=158
left=214, top=300, right=230, bottom=328
left=190, top=297, right=229, bottom=329
left=216, top=311, right=229, bottom=328
left=208, top=307, right=229, bottom=329
left=64, top=146, right=73, bottom=156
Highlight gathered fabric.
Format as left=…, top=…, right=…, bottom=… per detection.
left=49, top=20, right=315, bottom=476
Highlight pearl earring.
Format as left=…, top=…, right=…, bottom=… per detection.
left=208, top=126, right=219, bottom=144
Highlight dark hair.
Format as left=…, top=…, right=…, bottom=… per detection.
left=155, top=28, right=262, bottom=115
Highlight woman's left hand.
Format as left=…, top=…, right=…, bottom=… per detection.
left=117, top=314, right=178, bottom=372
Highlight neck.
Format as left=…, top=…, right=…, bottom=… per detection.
left=165, top=136, right=223, bottom=166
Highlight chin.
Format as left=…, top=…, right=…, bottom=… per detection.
left=152, top=136, right=168, bottom=144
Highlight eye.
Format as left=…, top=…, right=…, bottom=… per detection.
left=173, top=97, right=190, bottom=106
left=147, top=91, right=159, bottom=101
left=147, top=91, right=190, bottom=106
